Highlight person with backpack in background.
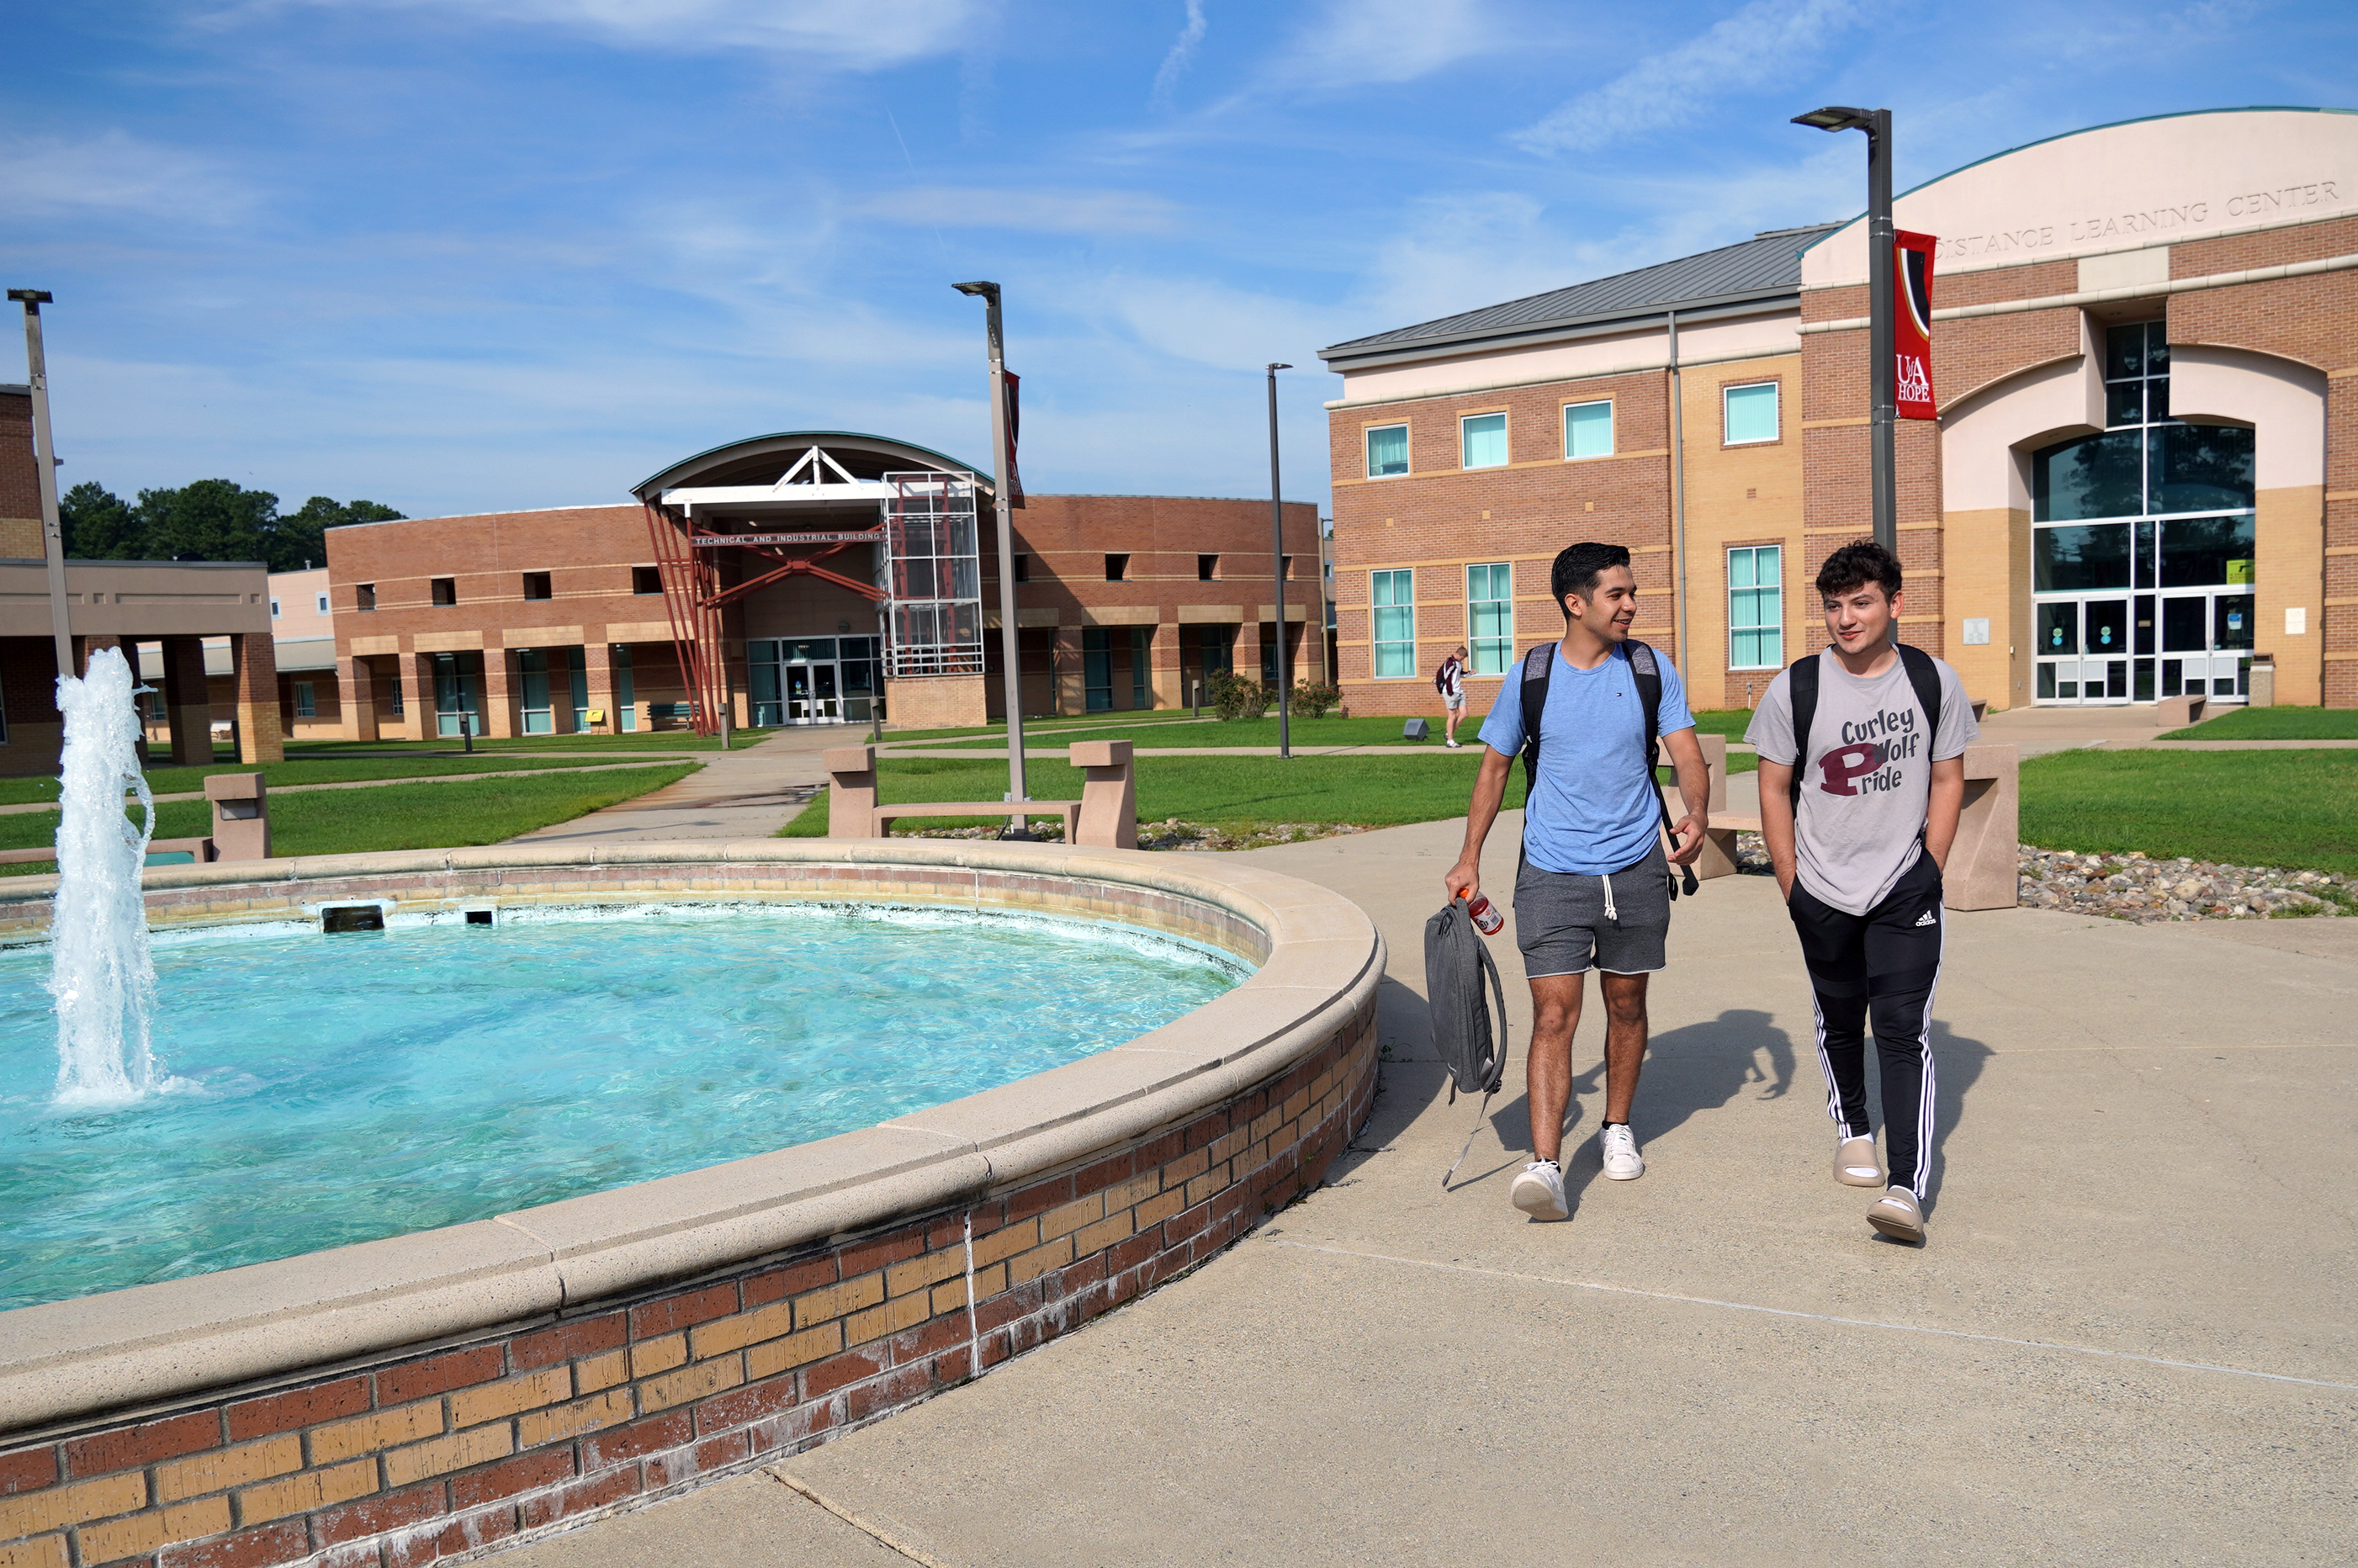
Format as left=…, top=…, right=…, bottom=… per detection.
left=1444, top=543, right=1710, bottom=1221
left=1746, top=538, right=1979, bottom=1244
left=1435, top=644, right=1469, bottom=747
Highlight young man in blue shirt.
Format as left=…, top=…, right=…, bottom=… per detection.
left=1445, top=543, right=1712, bottom=1221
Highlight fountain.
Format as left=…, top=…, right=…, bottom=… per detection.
left=44, top=645, right=172, bottom=1105
left=0, top=750, right=1381, bottom=1568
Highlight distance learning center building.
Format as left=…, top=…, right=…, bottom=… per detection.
left=1321, top=107, right=2357, bottom=717
left=321, top=432, right=1323, bottom=739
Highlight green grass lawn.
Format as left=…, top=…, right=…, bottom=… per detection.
left=783, top=752, right=1529, bottom=838
left=2159, top=706, right=2358, bottom=741
left=914, top=709, right=1763, bottom=755
left=1, top=765, right=697, bottom=872
left=2019, top=750, right=2358, bottom=875
left=0, top=752, right=673, bottom=808
left=881, top=710, right=1221, bottom=744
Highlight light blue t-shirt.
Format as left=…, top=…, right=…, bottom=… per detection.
left=1476, top=641, right=1696, bottom=876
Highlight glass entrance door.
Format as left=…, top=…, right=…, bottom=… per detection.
left=2159, top=591, right=2252, bottom=700
left=749, top=637, right=878, bottom=725
left=2035, top=598, right=2132, bottom=703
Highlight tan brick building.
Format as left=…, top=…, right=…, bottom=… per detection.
left=1322, top=107, right=2358, bottom=717
left=327, top=432, right=1323, bottom=739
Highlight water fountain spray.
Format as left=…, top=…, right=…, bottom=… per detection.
left=47, top=646, right=163, bottom=1105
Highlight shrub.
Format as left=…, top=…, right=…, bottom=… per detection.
left=1205, top=670, right=1269, bottom=721
left=1290, top=681, right=1340, bottom=719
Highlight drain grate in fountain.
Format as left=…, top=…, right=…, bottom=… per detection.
left=321, top=905, right=385, bottom=934
left=465, top=909, right=494, bottom=926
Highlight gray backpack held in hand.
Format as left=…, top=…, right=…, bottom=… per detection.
left=1425, top=896, right=1510, bottom=1189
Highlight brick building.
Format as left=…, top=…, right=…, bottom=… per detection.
left=1321, top=107, right=2356, bottom=716
left=326, top=431, right=1324, bottom=739
left=1, top=384, right=283, bottom=777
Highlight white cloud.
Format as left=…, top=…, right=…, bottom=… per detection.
left=0, top=131, right=261, bottom=225
left=1510, top=0, right=1863, bottom=155
left=233, top=0, right=980, bottom=68
left=1152, top=0, right=1209, bottom=109
left=859, top=186, right=1177, bottom=236
left=1270, top=0, right=1507, bottom=92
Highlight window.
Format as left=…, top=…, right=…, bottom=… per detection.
left=293, top=681, right=315, bottom=718
left=1131, top=627, right=1152, bottom=709
left=1013, top=554, right=1031, bottom=583
left=430, top=577, right=457, bottom=607
left=1366, top=423, right=1409, bottom=478
left=1467, top=563, right=1513, bottom=675
left=517, top=649, right=554, bottom=734
left=1725, top=382, right=1780, bottom=445
left=631, top=565, right=662, bottom=595
left=1371, top=569, right=1416, bottom=678
left=1084, top=628, right=1113, bottom=712
left=1280, top=555, right=1293, bottom=581
left=522, top=572, right=552, bottom=601
left=1460, top=412, right=1508, bottom=469
left=1105, top=553, right=1129, bottom=582
left=389, top=670, right=405, bottom=718
left=315, top=593, right=329, bottom=616
left=356, top=583, right=375, bottom=611
left=1199, top=554, right=1218, bottom=581
left=269, top=599, right=281, bottom=618
left=1728, top=547, right=1783, bottom=669
left=1564, top=400, right=1614, bottom=459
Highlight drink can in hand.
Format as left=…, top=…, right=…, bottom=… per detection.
left=1462, top=892, right=1503, bottom=936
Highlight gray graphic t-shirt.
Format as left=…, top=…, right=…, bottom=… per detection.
left=1746, top=648, right=1979, bottom=915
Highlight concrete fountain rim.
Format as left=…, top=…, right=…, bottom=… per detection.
left=0, top=837, right=1384, bottom=1436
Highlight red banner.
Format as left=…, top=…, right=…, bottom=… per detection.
left=1894, top=230, right=1937, bottom=420
left=1003, top=369, right=1027, bottom=509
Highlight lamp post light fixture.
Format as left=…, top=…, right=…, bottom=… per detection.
left=951, top=279, right=1033, bottom=839
left=8, top=289, right=72, bottom=679
left=1265, top=362, right=1292, bottom=760
left=1792, top=104, right=1897, bottom=554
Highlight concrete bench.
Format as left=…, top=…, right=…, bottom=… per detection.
left=1685, top=737, right=2020, bottom=911
left=824, top=740, right=1138, bottom=848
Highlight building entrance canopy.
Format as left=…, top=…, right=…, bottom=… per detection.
left=631, top=432, right=994, bottom=733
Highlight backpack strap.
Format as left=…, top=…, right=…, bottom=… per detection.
left=1624, top=641, right=1696, bottom=898
left=1518, top=642, right=1555, bottom=797
left=1896, top=643, right=1944, bottom=743
left=1787, top=649, right=1820, bottom=812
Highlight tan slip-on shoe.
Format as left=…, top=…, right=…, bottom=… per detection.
left=1867, top=1186, right=1925, bottom=1242
left=1835, top=1136, right=1884, bottom=1188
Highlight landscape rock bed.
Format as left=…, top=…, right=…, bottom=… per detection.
left=1731, top=832, right=2355, bottom=922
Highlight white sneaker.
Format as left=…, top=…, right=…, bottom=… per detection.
left=1600, top=1124, right=1644, bottom=1180
left=1510, top=1160, right=1568, bottom=1221
left=1445, top=739, right=1462, bottom=749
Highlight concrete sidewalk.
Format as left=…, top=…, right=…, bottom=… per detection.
left=506, top=730, right=840, bottom=844
left=505, top=817, right=2355, bottom=1566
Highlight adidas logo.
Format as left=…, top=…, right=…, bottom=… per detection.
left=1914, top=910, right=1938, bottom=926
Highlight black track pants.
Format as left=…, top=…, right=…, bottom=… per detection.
left=1785, top=852, right=1945, bottom=1198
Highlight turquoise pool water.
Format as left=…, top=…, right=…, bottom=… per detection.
left=0, top=904, right=1247, bottom=1311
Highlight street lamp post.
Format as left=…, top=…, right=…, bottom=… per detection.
left=9, top=290, right=72, bottom=679
left=1266, top=362, right=1291, bottom=760
left=1792, top=106, right=1896, bottom=553
left=951, top=280, right=1032, bottom=838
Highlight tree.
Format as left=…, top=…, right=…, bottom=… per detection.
left=61, top=482, right=142, bottom=559
left=137, top=479, right=279, bottom=564
left=56, top=480, right=405, bottom=568
left=275, top=496, right=405, bottom=571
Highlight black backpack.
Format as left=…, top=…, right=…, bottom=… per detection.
left=1518, top=639, right=1697, bottom=898
left=1783, top=644, right=1945, bottom=809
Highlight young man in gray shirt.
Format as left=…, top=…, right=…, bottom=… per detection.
left=1747, top=540, right=1978, bottom=1243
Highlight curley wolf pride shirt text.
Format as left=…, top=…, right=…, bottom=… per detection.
left=1746, top=649, right=1979, bottom=916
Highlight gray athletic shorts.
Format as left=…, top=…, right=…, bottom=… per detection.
left=1513, top=843, right=1673, bottom=978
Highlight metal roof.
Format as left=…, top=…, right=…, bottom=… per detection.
left=1319, top=224, right=1841, bottom=367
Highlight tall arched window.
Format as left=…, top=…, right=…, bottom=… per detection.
left=2027, top=323, right=2256, bottom=704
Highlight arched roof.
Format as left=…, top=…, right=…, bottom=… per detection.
left=1799, top=106, right=2358, bottom=289
left=632, top=431, right=993, bottom=502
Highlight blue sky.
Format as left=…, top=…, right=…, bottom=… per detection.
left=7, top=0, right=2355, bottom=521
